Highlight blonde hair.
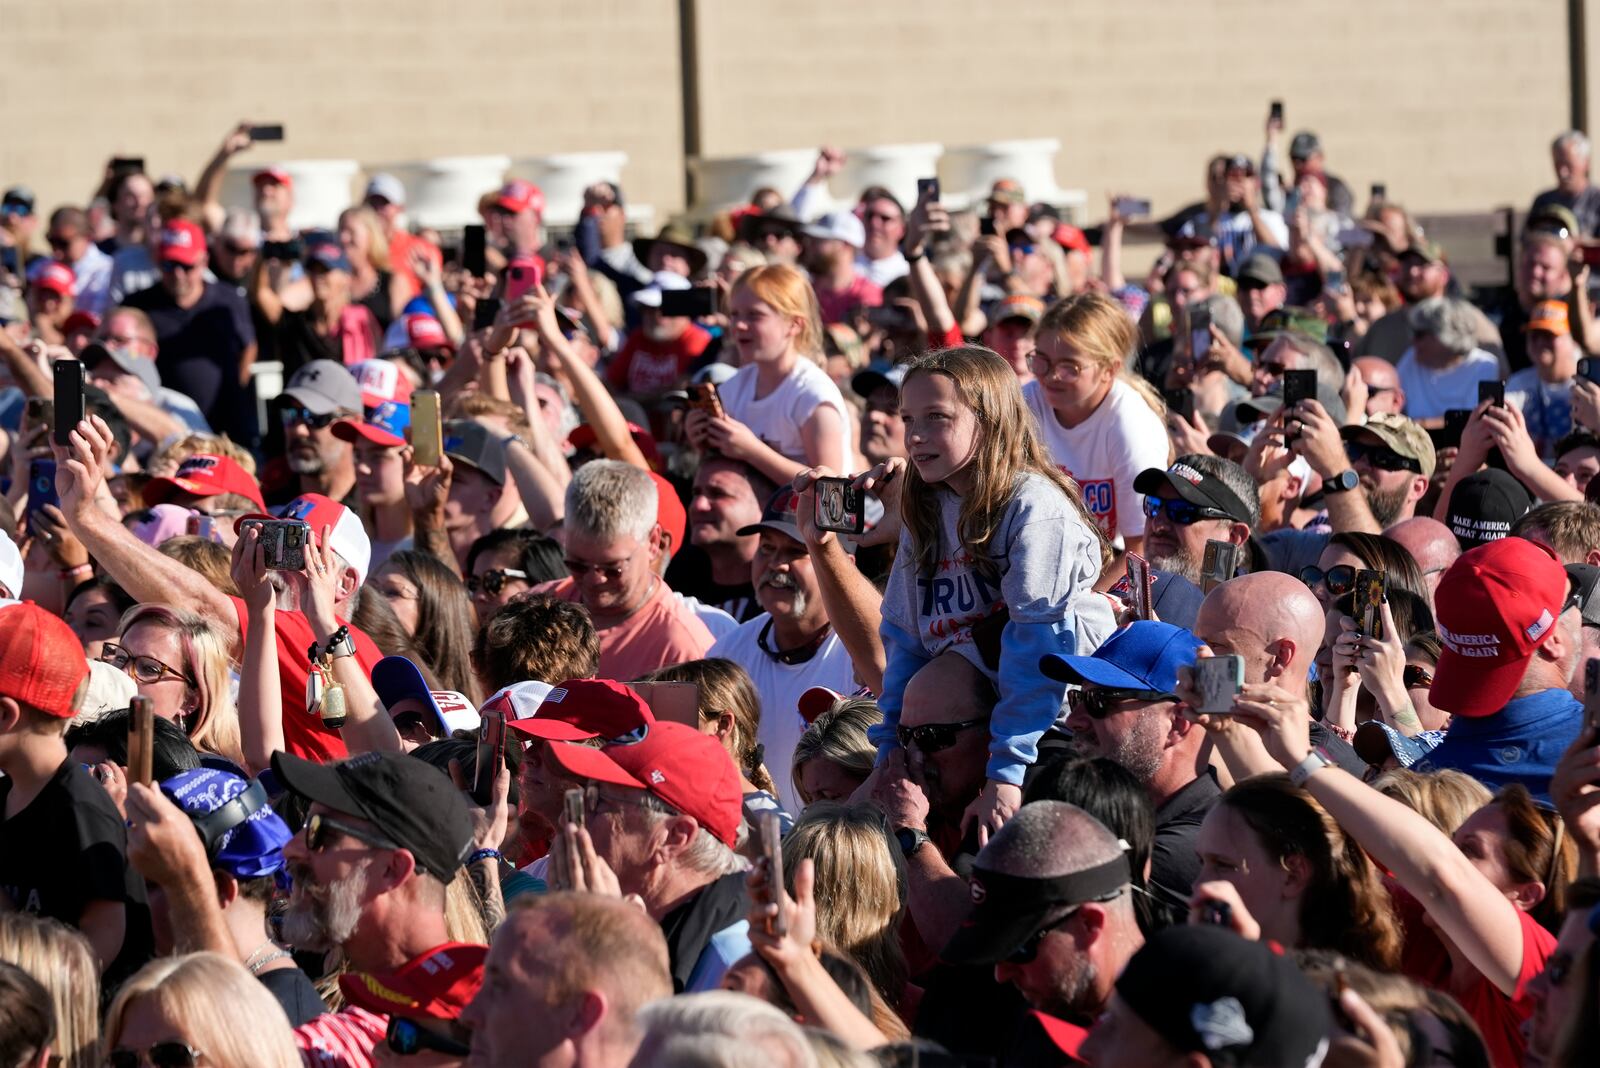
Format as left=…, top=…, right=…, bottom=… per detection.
left=1372, top=768, right=1493, bottom=836
left=1036, top=291, right=1136, bottom=373
left=118, top=604, right=243, bottom=766
left=145, top=432, right=257, bottom=479
left=791, top=698, right=879, bottom=805
left=0, top=913, right=100, bottom=1068
left=105, top=953, right=300, bottom=1068
left=158, top=536, right=241, bottom=597
left=783, top=803, right=908, bottom=1005
left=732, top=264, right=826, bottom=366
left=637, top=658, right=778, bottom=795
left=900, top=345, right=1100, bottom=584
left=340, top=205, right=391, bottom=272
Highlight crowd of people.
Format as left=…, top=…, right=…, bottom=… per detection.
left=6, top=107, right=1600, bottom=1066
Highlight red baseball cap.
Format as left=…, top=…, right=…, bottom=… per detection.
left=0, top=603, right=89, bottom=718
left=349, top=358, right=413, bottom=408
left=545, top=720, right=743, bottom=847
left=402, top=313, right=453, bottom=352
left=252, top=168, right=293, bottom=189
left=567, top=421, right=663, bottom=472
left=1431, top=538, right=1571, bottom=717
left=30, top=262, right=75, bottom=296
left=650, top=473, right=686, bottom=556
left=506, top=678, right=655, bottom=742
left=143, top=454, right=266, bottom=511
left=495, top=180, right=545, bottom=217
left=1053, top=223, right=1091, bottom=254
left=159, top=220, right=207, bottom=267
left=339, top=942, right=486, bottom=1022
left=62, top=310, right=100, bottom=336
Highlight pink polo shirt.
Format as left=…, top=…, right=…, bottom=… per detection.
left=536, top=576, right=714, bottom=680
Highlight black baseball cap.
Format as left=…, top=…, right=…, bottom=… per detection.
left=271, top=750, right=474, bottom=880
left=443, top=420, right=507, bottom=485
left=1114, top=925, right=1332, bottom=1068
left=941, top=854, right=1131, bottom=966
left=1567, top=563, right=1600, bottom=628
left=1445, top=469, right=1533, bottom=550
left=738, top=486, right=807, bottom=545
left=1134, top=460, right=1253, bottom=524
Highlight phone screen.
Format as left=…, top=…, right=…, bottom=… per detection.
left=53, top=360, right=84, bottom=447
left=463, top=225, right=487, bottom=277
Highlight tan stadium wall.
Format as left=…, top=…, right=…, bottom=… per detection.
left=0, top=0, right=1580, bottom=224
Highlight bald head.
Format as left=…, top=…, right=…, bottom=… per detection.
left=980, top=800, right=1125, bottom=879
left=1354, top=357, right=1405, bottom=415
left=903, top=649, right=997, bottom=728
left=1385, top=517, right=1460, bottom=596
left=1195, top=572, right=1325, bottom=685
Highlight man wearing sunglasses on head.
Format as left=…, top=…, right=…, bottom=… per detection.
left=269, top=749, right=480, bottom=1064
left=272, top=359, right=363, bottom=509
left=941, top=801, right=1143, bottom=1062
left=1045, top=620, right=1214, bottom=926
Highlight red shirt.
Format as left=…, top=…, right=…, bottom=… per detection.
left=1394, top=883, right=1553, bottom=1068
left=814, top=274, right=883, bottom=325
left=607, top=325, right=712, bottom=394
left=230, top=598, right=384, bottom=763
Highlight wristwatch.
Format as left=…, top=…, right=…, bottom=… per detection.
left=894, top=826, right=931, bottom=859
left=1289, top=747, right=1335, bottom=787
left=1324, top=469, right=1360, bottom=494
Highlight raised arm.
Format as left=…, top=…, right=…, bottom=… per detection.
left=194, top=123, right=255, bottom=234
left=1240, top=686, right=1530, bottom=996
left=53, top=416, right=238, bottom=641
left=792, top=470, right=886, bottom=694
left=228, top=531, right=286, bottom=775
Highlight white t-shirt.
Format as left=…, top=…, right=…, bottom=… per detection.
left=709, top=614, right=857, bottom=815
left=1023, top=378, right=1169, bottom=540
left=1394, top=347, right=1503, bottom=421
left=720, top=360, right=852, bottom=472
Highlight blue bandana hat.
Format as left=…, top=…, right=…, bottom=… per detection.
left=160, top=768, right=294, bottom=880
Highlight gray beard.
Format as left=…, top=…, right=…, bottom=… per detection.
left=1148, top=547, right=1202, bottom=586
left=287, top=453, right=325, bottom=475
left=281, top=863, right=368, bottom=951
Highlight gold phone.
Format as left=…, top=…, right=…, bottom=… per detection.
left=411, top=390, right=442, bottom=467
left=128, top=696, right=154, bottom=787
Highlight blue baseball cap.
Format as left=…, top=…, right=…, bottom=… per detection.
left=1039, top=621, right=1202, bottom=693
left=333, top=400, right=410, bottom=449
left=303, top=230, right=353, bottom=273
left=371, top=655, right=480, bottom=737
left=160, top=768, right=293, bottom=880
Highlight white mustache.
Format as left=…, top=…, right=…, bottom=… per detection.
left=760, top=572, right=796, bottom=590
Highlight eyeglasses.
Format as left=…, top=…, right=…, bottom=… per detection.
left=564, top=558, right=629, bottom=581
left=1006, top=907, right=1082, bottom=964
left=222, top=242, right=258, bottom=256
left=99, top=642, right=194, bottom=688
left=108, top=1043, right=204, bottom=1068
left=279, top=405, right=343, bottom=430
left=304, top=812, right=402, bottom=854
left=1298, top=564, right=1357, bottom=597
left=468, top=568, right=529, bottom=595
left=864, top=210, right=901, bottom=225
left=386, top=1018, right=470, bottom=1058
left=1142, top=496, right=1234, bottom=526
left=897, top=717, right=987, bottom=754
left=160, top=260, right=200, bottom=273
left=1067, top=686, right=1177, bottom=720
left=1403, top=664, right=1435, bottom=690
left=1028, top=353, right=1091, bottom=381
left=1345, top=440, right=1422, bottom=473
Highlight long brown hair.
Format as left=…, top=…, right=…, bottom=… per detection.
left=1495, top=783, right=1578, bottom=934
left=1219, top=775, right=1403, bottom=971
left=900, top=345, right=1099, bottom=583
left=382, top=551, right=482, bottom=704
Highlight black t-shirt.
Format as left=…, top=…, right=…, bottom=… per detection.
left=0, top=757, right=153, bottom=987
left=124, top=280, right=256, bottom=428
left=257, top=964, right=328, bottom=1027
left=271, top=310, right=343, bottom=379
left=357, top=269, right=396, bottom=330
left=1148, top=772, right=1222, bottom=927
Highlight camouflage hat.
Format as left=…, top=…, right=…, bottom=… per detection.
left=1401, top=239, right=1447, bottom=266
left=988, top=179, right=1027, bottom=206
left=1341, top=412, right=1437, bottom=479
left=1248, top=306, right=1329, bottom=348
left=1527, top=203, right=1581, bottom=239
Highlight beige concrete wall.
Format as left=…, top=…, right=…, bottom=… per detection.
left=0, top=0, right=686, bottom=219
left=693, top=0, right=1572, bottom=218
left=0, top=0, right=1576, bottom=224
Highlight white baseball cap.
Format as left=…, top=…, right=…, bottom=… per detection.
left=633, top=270, right=692, bottom=309
left=803, top=210, right=866, bottom=249
left=364, top=173, right=406, bottom=206
left=0, top=530, right=22, bottom=599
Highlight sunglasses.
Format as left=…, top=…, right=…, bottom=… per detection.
left=1067, top=686, right=1176, bottom=720
left=1007, top=907, right=1081, bottom=964
left=897, top=717, right=987, bottom=753
left=564, top=558, right=629, bottom=581
left=109, top=1043, right=204, bottom=1068
left=1344, top=440, right=1422, bottom=473
left=279, top=405, right=343, bottom=430
left=47, top=235, right=73, bottom=250
left=99, top=641, right=194, bottom=687
left=304, top=812, right=401, bottom=853
left=1403, top=664, right=1434, bottom=690
left=1298, top=564, right=1357, bottom=597
left=468, top=568, right=529, bottom=595
left=160, top=260, right=200, bottom=273
left=222, top=242, right=258, bottom=256
left=1142, top=496, right=1234, bottom=526
left=386, top=1018, right=470, bottom=1058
